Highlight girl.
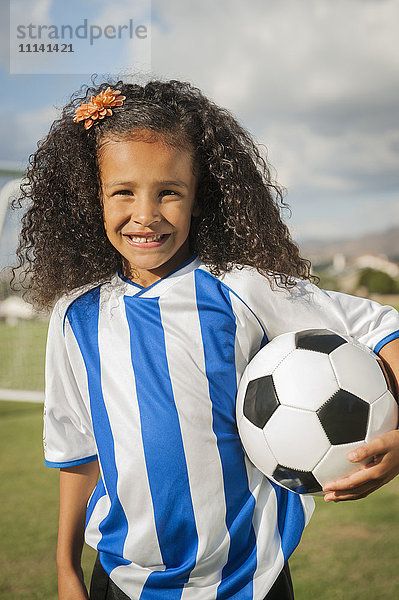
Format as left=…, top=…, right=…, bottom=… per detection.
left=12, top=78, right=399, bottom=600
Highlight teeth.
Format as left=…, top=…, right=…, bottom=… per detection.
left=128, top=234, right=164, bottom=243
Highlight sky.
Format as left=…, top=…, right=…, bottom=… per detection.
left=1, top=0, right=398, bottom=258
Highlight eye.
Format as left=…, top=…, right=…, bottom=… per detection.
left=159, top=189, right=180, bottom=198
left=112, top=189, right=132, bottom=196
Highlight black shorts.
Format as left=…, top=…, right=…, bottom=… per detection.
left=89, top=553, right=294, bottom=600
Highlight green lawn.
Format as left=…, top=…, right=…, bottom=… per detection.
left=291, top=480, right=399, bottom=599
left=1, top=400, right=398, bottom=599
left=0, top=401, right=96, bottom=600
left=0, top=320, right=48, bottom=391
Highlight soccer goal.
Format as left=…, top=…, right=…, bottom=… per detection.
left=0, top=166, right=47, bottom=403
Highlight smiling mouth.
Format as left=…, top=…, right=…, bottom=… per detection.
left=124, top=233, right=170, bottom=246
left=127, top=233, right=164, bottom=243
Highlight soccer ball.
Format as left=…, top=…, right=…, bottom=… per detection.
left=236, top=329, right=398, bottom=495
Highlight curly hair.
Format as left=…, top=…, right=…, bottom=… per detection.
left=11, top=76, right=315, bottom=311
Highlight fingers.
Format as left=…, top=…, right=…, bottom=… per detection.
left=324, top=461, right=384, bottom=492
left=346, top=437, right=386, bottom=464
left=347, top=430, right=399, bottom=465
left=323, top=467, right=387, bottom=501
left=321, top=429, right=399, bottom=502
left=324, top=479, right=383, bottom=502
left=322, top=455, right=395, bottom=502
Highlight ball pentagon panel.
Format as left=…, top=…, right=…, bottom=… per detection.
left=272, top=349, right=339, bottom=411
left=295, top=329, right=347, bottom=354
left=243, top=375, right=280, bottom=429
left=272, top=465, right=323, bottom=495
left=317, top=390, right=369, bottom=445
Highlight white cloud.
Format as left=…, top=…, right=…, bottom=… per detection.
left=78, top=0, right=152, bottom=78
left=290, top=194, right=399, bottom=241
left=290, top=219, right=348, bottom=242
left=10, top=0, right=52, bottom=23
left=14, top=104, right=60, bottom=158
left=257, top=123, right=399, bottom=193
left=144, top=0, right=399, bottom=199
left=148, top=0, right=399, bottom=104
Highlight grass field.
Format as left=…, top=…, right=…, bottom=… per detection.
left=0, top=320, right=48, bottom=391
left=0, top=400, right=96, bottom=599
left=1, top=399, right=398, bottom=599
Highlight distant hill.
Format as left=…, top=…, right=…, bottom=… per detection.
left=298, top=226, right=399, bottom=264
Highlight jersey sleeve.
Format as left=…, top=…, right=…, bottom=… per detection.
left=220, top=268, right=399, bottom=354
left=43, top=298, right=98, bottom=468
left=318, top=289, right=399, bottom=353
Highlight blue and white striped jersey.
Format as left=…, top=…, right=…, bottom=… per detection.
left=44, top=255, right=399, bottom=599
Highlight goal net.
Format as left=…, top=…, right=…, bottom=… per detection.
left=0, top=173, right=48, bottom=402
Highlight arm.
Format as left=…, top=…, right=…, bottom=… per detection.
left=379, top=337, right=399, bottom=398
left=57, top=460, right=100, bottom=600
left=43, top=300, right=100, bottom=596
left=323, top=338, right=399, bottom=502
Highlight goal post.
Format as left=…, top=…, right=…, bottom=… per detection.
left=0, top=170, right=48, bottom=402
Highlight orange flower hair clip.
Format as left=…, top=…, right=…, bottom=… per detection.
left=73, top=87, right=126, bottom=130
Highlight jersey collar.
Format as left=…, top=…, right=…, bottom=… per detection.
left=117, top=254, right=202, bottom=297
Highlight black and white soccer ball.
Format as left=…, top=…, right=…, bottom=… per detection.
left=236, top=329, right=398, bottom=495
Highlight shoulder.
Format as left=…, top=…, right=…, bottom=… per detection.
left=53, top=282, right=102, bottom=319
left=50, top=275, right=117, bottom=332
left=197, top=263, right=338, bottom=336
left=205, top=264, right=314, bottom=306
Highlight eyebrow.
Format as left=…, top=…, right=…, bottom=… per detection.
left=104, top=179, right=189, bottom=191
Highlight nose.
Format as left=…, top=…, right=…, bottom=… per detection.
left=131, top=196, right=161, bottom=228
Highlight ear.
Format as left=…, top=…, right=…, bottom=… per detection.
left=101, top=202, right=107, bottom=233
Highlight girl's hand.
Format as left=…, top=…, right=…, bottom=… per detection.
left=323, top=428, right=399, bottom=502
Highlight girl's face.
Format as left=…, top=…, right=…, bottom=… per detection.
left=99, top=132, right=198, bottom=287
